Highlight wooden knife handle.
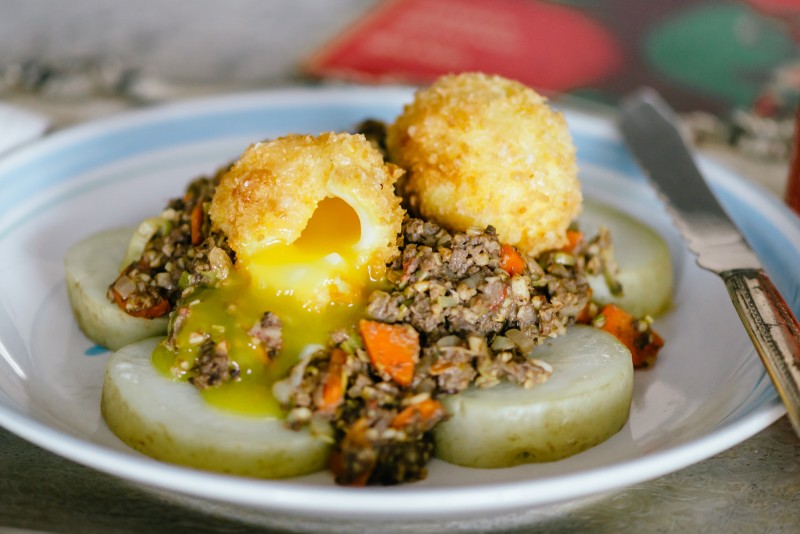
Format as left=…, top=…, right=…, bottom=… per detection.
left=723, top=269, right=800, bottom=437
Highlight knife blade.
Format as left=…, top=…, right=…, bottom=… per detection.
left=618, top=88, right=800, bottom=438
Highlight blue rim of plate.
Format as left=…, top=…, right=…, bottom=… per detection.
left=0, top=86, right=796, bottom=519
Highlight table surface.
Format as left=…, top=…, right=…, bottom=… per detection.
left=1, top=1, right=798, bottom=532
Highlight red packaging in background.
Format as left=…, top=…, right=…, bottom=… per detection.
left=306, top=0, right=621, bottom=98
left=306, top=0, right=799, bottom=115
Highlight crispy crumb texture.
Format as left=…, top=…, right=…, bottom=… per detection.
left=210, top=132, right=405, bottom=272
left=387, top=72, right=582, bottom=256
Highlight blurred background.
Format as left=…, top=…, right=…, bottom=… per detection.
left=1, top=0, right=797, bottom=200
left=0, top=0, right=381, bottom=121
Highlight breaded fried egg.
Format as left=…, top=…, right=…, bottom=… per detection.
left=157, top=133, right=404, bottom=414
left=211, top=132, right=404, bottom=310
left=387, top=72, right=582, bottom=256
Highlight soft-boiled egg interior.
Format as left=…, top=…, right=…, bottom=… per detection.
left=244, top=196, right=365, bottom=307
left=154, top=133, right=405, bottom=416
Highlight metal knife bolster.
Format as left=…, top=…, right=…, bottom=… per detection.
left=722, top=269, right=800, bottom=415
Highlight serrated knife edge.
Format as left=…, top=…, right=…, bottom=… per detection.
left=618, top=88, right=760, bottom=273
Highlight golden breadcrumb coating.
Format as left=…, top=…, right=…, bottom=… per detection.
left=210, top=132, right=404, bottom=273
left=386, top=72, right=581, bottom=256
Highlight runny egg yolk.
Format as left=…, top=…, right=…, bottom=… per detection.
left=244, top=196, right=365, bottom=309
left=153, top=197, right=375, bottom=417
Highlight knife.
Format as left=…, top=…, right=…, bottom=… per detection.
left=618, top=88, right=800, bottom=438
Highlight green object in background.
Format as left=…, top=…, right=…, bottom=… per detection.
left=645, top=2, right=793, bottom=108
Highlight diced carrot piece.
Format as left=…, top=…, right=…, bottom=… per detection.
left=576, top=303, right=593, bottom=325
left=330, top=418, right=374, bottom=486
left=575, top=288, right=594, bottom=324
left=499, top=244, right=526, bottom=276
left=391, top=398, right=445, bottom=430
left=319, top=348, right=347, bottom=412
left=191, top=202, right=204, bottom=246
left=596, top=304, right=664, bottom=368
left=109, top=287, right=170, bottom=319
left=359, top=320, right=420, bottom=387
left=561, top=230, right=584, bottom=252
left=329, top=451, right=368, bottom=487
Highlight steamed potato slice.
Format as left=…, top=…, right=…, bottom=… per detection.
left=580, top=201, right=673, bottom=318
left=65, top=228, right=168, bottom=350
left=434, top=326, right=632, bottom=468
left=102, top=337, right=331, bottom=478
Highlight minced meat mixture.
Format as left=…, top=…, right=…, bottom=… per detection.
left=372, top=217, right=590, bottom=349
left=111, top=127, right=659, bottom=487
left=274, top=215, right=592, bottom=485
left=107, top=167, right=234, bottom=319
left=189, top=338, right=239, bottom=390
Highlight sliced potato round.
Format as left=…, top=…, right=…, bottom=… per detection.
left=580, top=201, right=673, bottom=317
left=434, top=326, right=632, bottom=468
left=102, top=337, right=331, bottom=478
left=65, top=227, right=168, bottom=350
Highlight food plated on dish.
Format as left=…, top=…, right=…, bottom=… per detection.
left=65, top=73, right=673, bottom=486
left=0, top=74, right=793, bottom=521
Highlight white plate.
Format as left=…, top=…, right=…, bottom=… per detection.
left=0, top=87, right=797, bottom=522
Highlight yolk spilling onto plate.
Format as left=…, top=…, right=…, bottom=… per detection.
left=154, top=197, right=375, bottom=416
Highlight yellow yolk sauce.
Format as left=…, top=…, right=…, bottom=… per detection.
left=245, top=197, right=364, bottom=310
left=153, top=197, right=374, bottom=417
